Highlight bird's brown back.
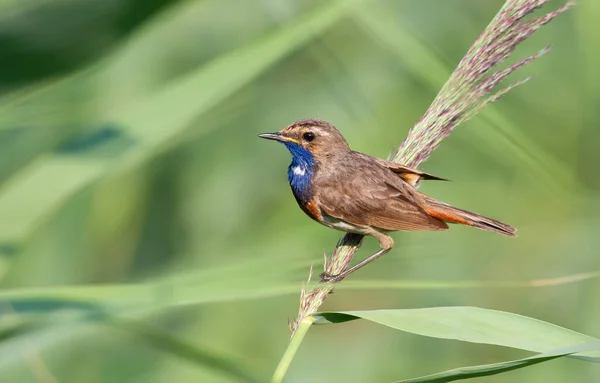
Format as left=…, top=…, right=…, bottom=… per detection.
left=313, top=151, right=448, bottom=232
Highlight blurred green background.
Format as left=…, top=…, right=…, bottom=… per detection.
left=0, top=0, right=598, bottom=382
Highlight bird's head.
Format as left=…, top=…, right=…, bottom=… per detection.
left=259, top=119, right=350, bottom=162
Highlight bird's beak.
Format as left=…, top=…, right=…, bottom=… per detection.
left=258, top=132, right=282, bottom=141
left=258, top=132, right=299, bottom=144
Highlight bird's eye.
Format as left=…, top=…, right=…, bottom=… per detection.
left=303, top=132, right=315, bottom=142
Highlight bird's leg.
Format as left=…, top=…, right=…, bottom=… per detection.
left=320, top=232, right=394, bottom=283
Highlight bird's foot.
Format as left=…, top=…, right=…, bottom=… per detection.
left=319, top=271, right=345, bottom=283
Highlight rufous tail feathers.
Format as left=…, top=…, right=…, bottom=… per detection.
left=423, top=199, right=516, bottom=237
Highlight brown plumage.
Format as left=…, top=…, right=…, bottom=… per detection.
left=259, top=119, right=516, bottom=282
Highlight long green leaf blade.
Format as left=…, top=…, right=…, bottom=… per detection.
left=396, top=342, right=600, bottom=383
left=314, top=307, right=600, bottom=361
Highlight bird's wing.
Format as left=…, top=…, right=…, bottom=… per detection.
left=316, top=162, right=448, bottom=232
left=365, top=155, right=449, bottom=186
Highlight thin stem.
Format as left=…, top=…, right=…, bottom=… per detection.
left=272, top=316, right=315, bottom=383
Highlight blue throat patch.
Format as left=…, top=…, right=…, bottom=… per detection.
left=283, top=142, right=316, bottom=205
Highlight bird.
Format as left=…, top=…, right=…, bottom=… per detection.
left=259, top=119, right=516, bottom=282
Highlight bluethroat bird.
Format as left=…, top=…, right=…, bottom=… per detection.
left=259, top=119, right=516, bottom=282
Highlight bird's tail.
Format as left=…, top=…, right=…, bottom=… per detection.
left=422, top=198, right=517, bottom=237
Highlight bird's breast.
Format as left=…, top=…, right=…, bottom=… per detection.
left=299, top=197, right=323, bottom=222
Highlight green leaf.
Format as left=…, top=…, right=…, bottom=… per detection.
left=396, top=341, right=600, bottom=383
left=0, top=253, right=310, bottom=312
left=1, top=270, right=598, bottom=317
left=313, top=307, right=600, bottom=381
left=314, top=307, right=600, bottom=362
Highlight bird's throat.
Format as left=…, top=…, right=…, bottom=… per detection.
left=284, top=142, right=316, bottom=205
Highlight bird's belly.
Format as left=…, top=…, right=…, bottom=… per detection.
left=320, top=211, right=368, bottom=234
